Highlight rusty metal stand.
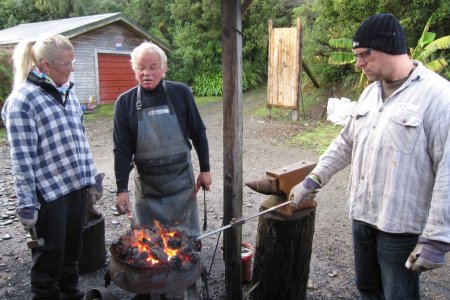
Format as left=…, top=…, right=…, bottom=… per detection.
left=201, top=266, right=210, bottom=300
left=201, top=220, right=223, bottom=300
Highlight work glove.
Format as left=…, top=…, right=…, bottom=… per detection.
left=16, top=206, right=38, bottom=230
left=88, top=173, right=105, bottom=204
left=289, top=174, right=321, bottom=206
left=405, top=237, right=450, bottom=272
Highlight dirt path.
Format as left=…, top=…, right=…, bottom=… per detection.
left=0, top=88, right=449, bottom=299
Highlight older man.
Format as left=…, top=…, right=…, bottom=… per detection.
left=113, top=42, right=212, bottom=234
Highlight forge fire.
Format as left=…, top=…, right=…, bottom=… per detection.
left=112, top=221, right=201, bottom=272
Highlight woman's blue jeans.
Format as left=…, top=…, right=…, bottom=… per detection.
left=352, top=220, right=420, bottom=300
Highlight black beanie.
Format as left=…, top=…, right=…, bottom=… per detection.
left=353, top=13, right=407, bottom=54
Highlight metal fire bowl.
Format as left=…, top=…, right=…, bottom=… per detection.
left=108, top=244, right=202, bottom=295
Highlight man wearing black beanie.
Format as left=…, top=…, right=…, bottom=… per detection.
left=289, top=13, right=450, bottom=299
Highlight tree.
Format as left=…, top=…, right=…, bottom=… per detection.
left=34, top=0, right=129, bottom=19
left=167, top=0, right=222, bottom=85
left=34, top=0, right=73, bottom=18
left=0, top=0, right=46, bottom=29
left=169, top=0, right=291, bottom=94
left=124, top=0, right=172, bottom=45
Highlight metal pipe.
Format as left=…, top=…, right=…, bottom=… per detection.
left=196, top=200, right=291, bottom=240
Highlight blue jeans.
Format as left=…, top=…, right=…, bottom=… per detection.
left=352, top=220, right=420, bottom=300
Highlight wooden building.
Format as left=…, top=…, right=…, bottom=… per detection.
left=0, top=13, right=169, bottom=105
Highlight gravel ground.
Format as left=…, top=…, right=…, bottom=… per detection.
left=0, top=87, right=449, bottom=299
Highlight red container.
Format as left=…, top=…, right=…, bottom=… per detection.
left=241, top=242, right=254, bottom=283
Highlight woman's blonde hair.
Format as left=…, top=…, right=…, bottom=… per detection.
left=12, top=33, right=73, bottom=90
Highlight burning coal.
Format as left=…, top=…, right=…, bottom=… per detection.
left=112, top=221, right=201, bottom=272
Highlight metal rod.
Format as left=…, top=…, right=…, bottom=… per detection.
left=196, top=200, right=291, bottom=240
left=196, top=224, right=233, bottom=240
left=203, top=186, right=207, bottom=231
left=244, top=282, right=259, bottom=300
left=242, top=199, right=291, bottom=221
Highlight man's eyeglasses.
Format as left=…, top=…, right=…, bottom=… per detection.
left=354, top=48, right=373, bottom=61
left=134, top=65, right=162, bottom=74
left=52, top=59, right=76, bottom=69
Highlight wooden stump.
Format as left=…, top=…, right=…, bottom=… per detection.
left=251, top=204, right=316, bottom=300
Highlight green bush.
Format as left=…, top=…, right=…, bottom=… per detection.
left=0, top=49, right=13, bottom=105
left=193, top=59, right=266, bottom=97
left=193, top=73, right=223, bottom=97
left=0, top=49, right=13, bottom=128
left=242, top=60, right=265, bottom=92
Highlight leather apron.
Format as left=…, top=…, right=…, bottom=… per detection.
left=132, top=84, right=199, bottom=234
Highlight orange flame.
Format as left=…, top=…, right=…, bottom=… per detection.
left=129, top=221, right=184, bottom=265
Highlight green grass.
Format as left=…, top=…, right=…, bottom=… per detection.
left=83, top=104, right=115, bottom=120
left=289, top=122, right=342, bottom=154
left=195, top=95, right=222, bottom=106
left=301, top=84, right=328, bottom=112
left=254, top=106, right=295, bottom=121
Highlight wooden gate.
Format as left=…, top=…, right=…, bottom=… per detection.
left=98, top=53, right=136, bottom=104
left=267, top=17, right=302, bottom=115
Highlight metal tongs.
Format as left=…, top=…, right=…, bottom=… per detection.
left=202, top=185, right=207, bottom=231
left=127, top=212, right=139, bottom=229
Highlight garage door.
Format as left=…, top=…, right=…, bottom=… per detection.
left=98, top=53, right=136, bottom=104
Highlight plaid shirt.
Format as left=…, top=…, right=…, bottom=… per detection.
left=1, top=74, right=96, bottom=210
left=313, top=62, right=450, bottom=243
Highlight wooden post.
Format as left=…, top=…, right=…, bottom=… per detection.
left=221, top=1, right=243, bottom=299
left=267, top=19, right=273, bottom=114
left=251, top=196, right=316, bottom=300
left=296, top=16, right=302, bottom=120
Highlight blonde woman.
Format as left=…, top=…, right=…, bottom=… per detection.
left=1, top=33, right=102, bottom=300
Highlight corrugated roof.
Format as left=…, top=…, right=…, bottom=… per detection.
left=0, top=12, right=169, bottom=51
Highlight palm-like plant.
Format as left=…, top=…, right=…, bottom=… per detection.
left=328, top=38, right=354, bottom=65
left=328, top=38, right=368, bottom=88
left=410, top=13, right=450, bottom=78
